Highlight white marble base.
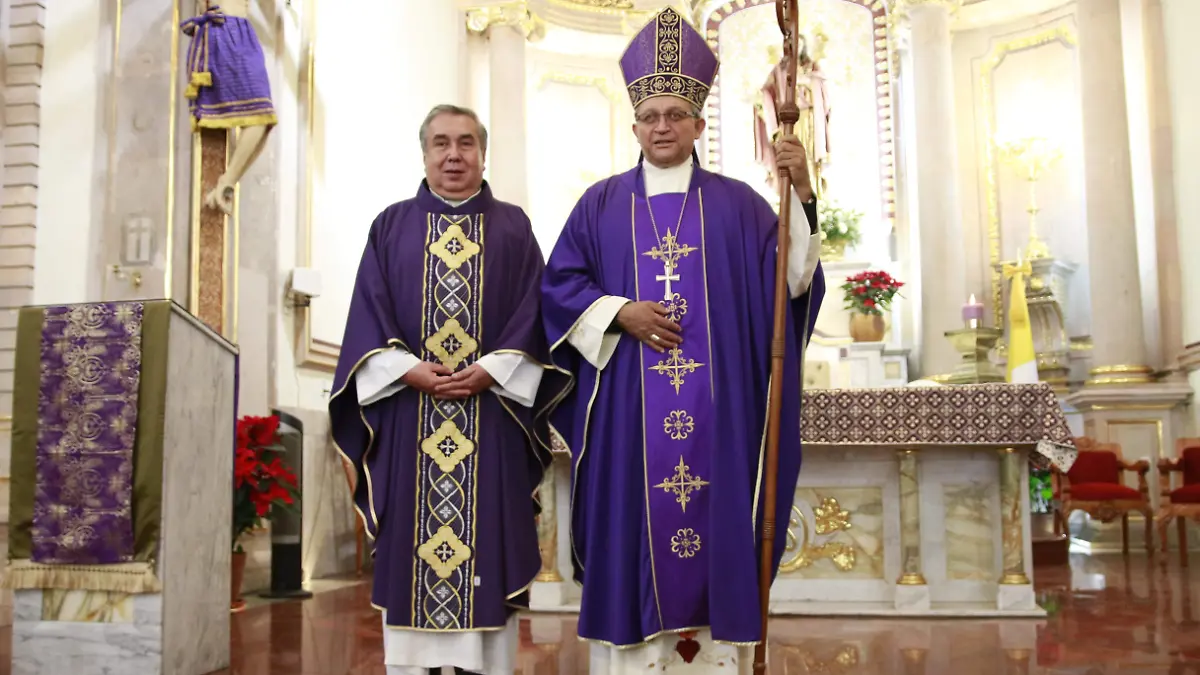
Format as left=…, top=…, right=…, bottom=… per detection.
left=996, top=584, right=1037, bottom=611
left=893, top=584, right=931, bottom=611
left=530, top=580, right=567, bottom=609
left=525, top=598, right=1044, bottom=618
left=12, top=591, right=163, bottom=675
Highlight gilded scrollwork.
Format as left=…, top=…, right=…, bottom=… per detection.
left=780, top=497, right=856, bottom=572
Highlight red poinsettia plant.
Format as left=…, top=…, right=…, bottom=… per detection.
left=233, top=415, right=299, bottom=551
left=841, top=270, right=904, bottom=316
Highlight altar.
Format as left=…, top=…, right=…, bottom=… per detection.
left=530, top=383, right=1076, bottom=618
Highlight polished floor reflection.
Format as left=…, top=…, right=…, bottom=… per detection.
left=3, top=553, right=1200, bottom=674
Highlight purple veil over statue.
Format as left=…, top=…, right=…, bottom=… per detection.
left=330, top=181, right=570, bottom=631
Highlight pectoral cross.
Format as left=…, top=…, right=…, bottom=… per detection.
left=656, top=262, right=680, bottom=301
left=644, top=230, right=698, bottom=302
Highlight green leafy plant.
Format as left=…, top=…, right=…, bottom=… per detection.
left=841, top=270, right=904, bottom=316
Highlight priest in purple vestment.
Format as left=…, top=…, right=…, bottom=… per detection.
left=330, top=104, right=568, bottom=675
left=541, top=8, right=825, bottom=674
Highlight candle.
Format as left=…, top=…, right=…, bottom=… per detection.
left=963, top=293, right=984, bottom=328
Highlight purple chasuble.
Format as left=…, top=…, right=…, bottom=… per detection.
left=330, top=182, right=568, bottom=631
left=542, top=162, right=825, bottom=647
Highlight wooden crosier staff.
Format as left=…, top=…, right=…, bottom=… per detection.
left=753, top=0, right=801, bottom=672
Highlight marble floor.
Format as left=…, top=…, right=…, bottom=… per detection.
left=2, top=553, right=1199, bottom=674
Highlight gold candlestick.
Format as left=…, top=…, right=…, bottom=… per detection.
left=996, top=136, right=1062, bottom=261
left=941, top=326, right=1005, bottom=384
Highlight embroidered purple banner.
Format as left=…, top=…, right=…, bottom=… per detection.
left=32, top=303, right=144, bottom=565
left=635, top=192, right=714, bottom=630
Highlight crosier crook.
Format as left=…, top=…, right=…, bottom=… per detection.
left=753, top=0, right=800, bottom=672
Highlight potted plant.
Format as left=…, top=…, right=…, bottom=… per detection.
left=841, top=270, right=904, bottom=342
left=818, top=200, right=863, bottom=261
left=232, top=414, right=299, bottom=611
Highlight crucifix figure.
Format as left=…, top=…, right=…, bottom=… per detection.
left=180, top=0, right=278, bottom=334
left=644, top=229, right=698, bottom=302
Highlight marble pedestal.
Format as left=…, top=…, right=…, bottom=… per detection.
left=11, top=304, right=236, bottom=675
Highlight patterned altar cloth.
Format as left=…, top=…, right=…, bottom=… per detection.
left=801, top=383, right=1077, bottom=472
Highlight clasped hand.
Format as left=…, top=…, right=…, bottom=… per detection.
left=401, top=361, right=495, bottom=399
left=616, top=301, right=682, bottom=353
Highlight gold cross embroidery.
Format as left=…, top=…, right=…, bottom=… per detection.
left=650, top=347, right=704, bottom=394
left=654, top=455, right=709, bottom=513
left=644, top=230, right=699, bottom=270
left=644, top=230, right=699, bottom=302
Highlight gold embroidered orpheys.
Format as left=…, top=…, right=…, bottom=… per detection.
left=651, top=347, right=705, bottom=394
left=644, top=230, right=699, bottom=301
left=415, top=212, right=484, bottom=629
left=428, top=220, right=481, bottom=270
left=425, top=318, right=478, bottom=369
left=654, top=455, right=708, bottom=513
left=654, top=8, right=682, bottom=75
left=663, top=410, right=695, bottom=440
left=660, top=292, right=688, bottom=324
left=421, top=420, right=476, bottom=473
left=671, top=528, right=702, bottom=559
left=417, top=526, right=473, bottom=579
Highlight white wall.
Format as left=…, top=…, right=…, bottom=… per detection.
left=274, top=0, right=466, bottom=409
left=35, top=0, right=101, bottom=305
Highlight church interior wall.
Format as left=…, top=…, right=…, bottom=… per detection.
left=35, top=0, right=101, bottom=309
left=951, top=4, right=1092, bottom=356
left=524, top=38, right=634, bottom=255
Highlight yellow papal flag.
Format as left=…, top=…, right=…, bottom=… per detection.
left=1003, top=257, right=1039, bottom=384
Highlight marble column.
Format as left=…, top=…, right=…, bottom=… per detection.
left=996, top=448, right=1035, bottom=611
left=1077, top=0, right=1152, bottom=384
left=465, top=3, right=543, bottom=211
left=905, top=1, right=968, bottom=378
left=895, top=449, right=928, bottom=610
left=1160, top=0, right=1200, bottom=417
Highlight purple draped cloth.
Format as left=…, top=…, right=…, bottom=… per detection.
left=181, top=7, right=277, bottom=129
left=542, top=163, right=825, bottom=647
left=329, top=182, right=568, bottom=632
left=32, top=303, right=143, bottom=565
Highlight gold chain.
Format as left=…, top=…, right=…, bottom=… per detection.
left=643, top=179, right=690, bottom=252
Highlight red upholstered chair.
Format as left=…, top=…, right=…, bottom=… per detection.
left=1060, top=437, right=1153, bottom=553
left=1156, top=438, right=1200, bottom=565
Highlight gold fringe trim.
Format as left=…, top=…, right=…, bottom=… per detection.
left=192, top=113, right=278, bottom=132
left=184, top=71, right=212, bottom=99
left=2, top=559, right=161, bottom=594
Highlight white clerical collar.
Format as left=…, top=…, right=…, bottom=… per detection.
left=431, top=186, right=481, bottom=208
left=643, top=155, right=693, bottom=197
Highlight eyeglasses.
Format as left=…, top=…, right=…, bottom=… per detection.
left=635, top=109, right=698, bottom=126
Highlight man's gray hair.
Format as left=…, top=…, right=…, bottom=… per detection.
left=419, top=104, right=489, bottom=153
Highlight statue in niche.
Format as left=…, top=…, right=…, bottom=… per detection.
left=754, top=34, right=832, bottom=199
left=181, top=0, right=278, bottom=214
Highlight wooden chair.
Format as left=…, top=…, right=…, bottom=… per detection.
left=341, top=456, right=366, bottom=576
left=1156, top=437, right=1200, bottom=565
left=1059, top=436, right=1153, bottom=553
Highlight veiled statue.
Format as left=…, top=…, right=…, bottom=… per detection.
left=754, top=35, right=832, bottom=198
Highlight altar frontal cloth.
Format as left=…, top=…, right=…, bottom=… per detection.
left=5, top=301, right=171, bottom=593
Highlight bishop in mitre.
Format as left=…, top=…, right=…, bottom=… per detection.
left=541, top=7, right=826, bottom=673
